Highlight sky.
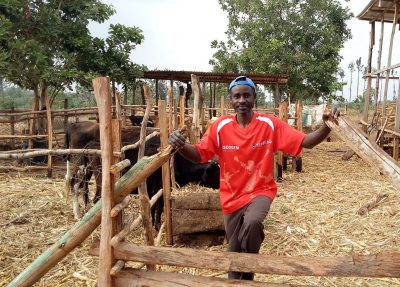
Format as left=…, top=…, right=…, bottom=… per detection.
left=89, top=0, right=400, bottom=101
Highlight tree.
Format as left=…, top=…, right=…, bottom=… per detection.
left=0, top=1, right=144, bottom=112
left=348, top=61, right=355, bottom=102
left=355, top=57, right=363, bottom=99
left=210, top=0, right=352, bottom=102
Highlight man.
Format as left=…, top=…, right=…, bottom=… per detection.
left=168, top=75, right=338, bottom=280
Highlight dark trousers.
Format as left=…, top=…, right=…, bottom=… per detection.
left=224, top=195, right=272, bottom=280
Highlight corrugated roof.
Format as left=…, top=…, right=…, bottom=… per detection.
left=142, top=70, right=288, bottom=85
left=357, top=0, right=398, bottom=22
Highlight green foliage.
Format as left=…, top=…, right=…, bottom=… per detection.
left=210, top=0, right=352, bottom=102
left=0, top=0, right=145, bottom=106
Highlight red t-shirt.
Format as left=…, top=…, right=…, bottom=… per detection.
left=194, top=112, right=305, bottom=214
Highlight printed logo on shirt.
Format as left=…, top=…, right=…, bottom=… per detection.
left=222, top=145, right=239, bottom=150
left=251, top=140, right=272, bottom=149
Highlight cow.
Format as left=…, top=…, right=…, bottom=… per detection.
left=65, top=122, right=220, bottom=228
left=64, top=121, right=100, bottom=219
left=65, top=122, right=159, bottom=219
left=128, top=115, right=155, bottom=127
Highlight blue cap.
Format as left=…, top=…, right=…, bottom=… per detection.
left=229, top=76, right=256, bottom=91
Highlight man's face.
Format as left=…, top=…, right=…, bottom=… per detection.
left=229, top=85, right=256, bottom=115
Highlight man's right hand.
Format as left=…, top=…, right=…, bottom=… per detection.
left=168, top=129, right=187, bottom=149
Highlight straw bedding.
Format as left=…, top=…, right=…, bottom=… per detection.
left=0, top=139, right=399, bottom=286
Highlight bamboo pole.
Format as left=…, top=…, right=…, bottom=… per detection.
left=382, top=4, right=398, bottom=119
left=159, top=100, right=173, bottom=245
left=92, top=242, right=400, bottom=278
left=7, top=145, right=176, bottom=287
left=93, top=77, right=114, bottom=287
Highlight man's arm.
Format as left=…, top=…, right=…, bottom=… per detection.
left=301, top=123, right=331, bottom=149
left=301, top=108, right=340, bottom=149
left=168, top=130, right=201, bottom=163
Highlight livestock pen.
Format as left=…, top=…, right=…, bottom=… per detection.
left=2, top=76, right=400, bottom=287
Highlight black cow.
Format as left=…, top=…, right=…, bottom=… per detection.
left=129, top=115, right=155, bottom=127
left=65, top=122, right=159, bottom=219
left=65, top=121, right=220, bottom=229
left=174, top=155, right=220, bottom=189
left=22, top=138, right=48, bottom=164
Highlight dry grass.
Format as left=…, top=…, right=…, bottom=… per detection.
left=1, top=138, right=400, bottom=286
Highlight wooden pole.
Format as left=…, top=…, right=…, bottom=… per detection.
left=93, top=77, right=114, bottom=287
left=274, top=83, right=280, bottom=110
left=364, top=21, right=375, bottom=125
left=191, top=74, right=200, bottom=143
left=168, top=86, right=173, bottom=134
left=7, top=146, right=177, bottom=287
left=373, top=19, right=384, bottom=116
left=179, top=95, right=185, bottom=129
left=10, top=106, right=15, bottom=149
left=43, top=89, right=53, bottom=178
left=393, top=76, right=400, bottom=160
left=159, top=100, right=173, bottom=245
left=325, top=116, right=400, bottom=191
left=382, top=4, right=399, bottom=119
left=114, top=269, right=310, bottom=287
left=92, top=241, right=400, bottom=278
left=220, top=95, right=225, bottom=117
left=138, top=84, right=155, bottom=270
left=111, top=118, right=123, bottom=242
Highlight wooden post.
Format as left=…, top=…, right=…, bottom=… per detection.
left=220, top=95, right=225, bottom=117
left=276, top=100, right=288, bottom=180
left=137, top=85, right=155, bottom=270
left=393, top=76, right=400, bottom=160
left=115, top=91, right=122, bottom=120
left=171, top=99, right=177, bottom=189
left=43, top=89, right=53, bottom=178
left=10, top=106, right=15, bottom=149
left=93, top=77, right=114, bottom=287
left=382, top=4, right=398, bottom=119
left=168, top=86, right=174, bottom=133
left=364, top=21, right=376, bottom=125
left=179, top=95, right=185, bottom=129
left=155, top=79, right=159, bottom=107
left=111, top=118, right=123, bottom=241
left=274, top=83, right=280, bottom=111
left=373, top=19, right=384, bottom=116
left=201, top=81, right=206, bottom=133
left=159, top=100, right=173, bottom=245
left=191, top=74, right=200, bottom=143
left=7, top=145, right=176, bottom=287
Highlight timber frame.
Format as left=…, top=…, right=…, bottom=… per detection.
left=141, top=70, right=288, bottom=109
left=358, top=0, right=400, bottom=161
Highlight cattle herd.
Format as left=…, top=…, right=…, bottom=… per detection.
left=64, top=116, right=220, bottom=229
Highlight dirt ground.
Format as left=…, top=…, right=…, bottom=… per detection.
left=1, top=136, right=400, bottom=286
